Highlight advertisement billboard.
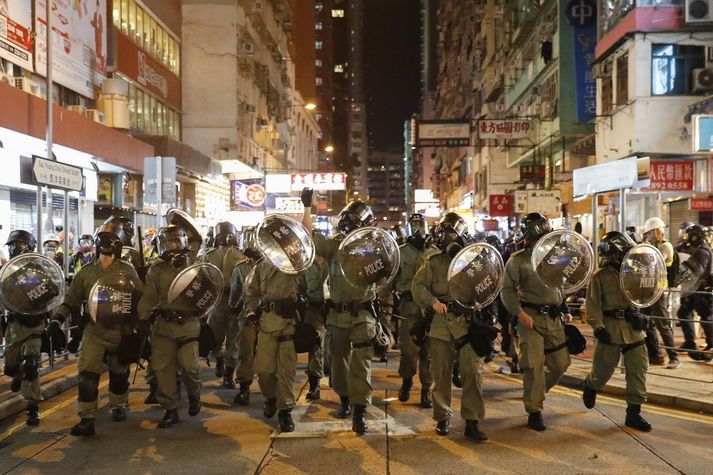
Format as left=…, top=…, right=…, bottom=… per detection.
left=290, top=173, right=346, bottom=191
left=34, top=0, right=107, bottom=98
left=415, top=120, right=471, bottom=147
left=0, top=0, right=33, bottom=71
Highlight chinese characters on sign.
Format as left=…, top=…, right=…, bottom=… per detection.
left=646, top=161, right=694, bottom=191
left=482, top=219, right=500, bottom=231
left=488, top=194, right=512, bottom=217
left=565, top=0, right=597, bottom=123
left=415, top=121, right=471, bottom=147
left=290, top=173, right=346, bottom=191
left=514, top=190, right=561, bottom=215
left=520, top=165, right=545, bottom=182
left=0, top=0, right=33, bottom=71
left=478, top=120, right=532, bottom=140
left=690, top=198, right=713, bottom=211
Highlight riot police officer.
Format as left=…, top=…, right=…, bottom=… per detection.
left=54, top=221, right=143, bottom=436
left=232, top=228, right=261, bottom=405
left=137, top=224, right=206, bottom=428
left=412, top=213, right=488, bottom=441
left=103, top=216, right=144, bottom=277
left=200, top=221, right=243, bottom=382
left=301, top=190, right=379, bottom=435
left=300, top=255, right=328, bottom=400
left=583, top=232, right=652, bottom=431
left=2, top=230, right=53, bottom=426
left=501, top=213, right=571, bottom=431
left=395, top=213, right=432, bottom=408
left=677, top=224, right=713, bottom=359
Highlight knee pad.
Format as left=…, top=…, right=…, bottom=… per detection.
left=4, top=365, right=19, bottom=378
left=109, top=370, right=130, bottom=395
left=20, top=355, right=40, bottom=381
left=78, top=371, right=100, bottom=402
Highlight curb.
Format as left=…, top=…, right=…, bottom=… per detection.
left=559, top=372, right=713, bottom=415
left=0, top=371, right=79, bottom=422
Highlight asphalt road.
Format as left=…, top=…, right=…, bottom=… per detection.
left=0, top=356, right=711, bottom=475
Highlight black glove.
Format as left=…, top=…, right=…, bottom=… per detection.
left=594, top=327, right=612, bottom=344
left=300, top=187, right=314, bottom=207
left=137, top=319, right=152, bottom=336
left=47, top=320, right=67, bottom=351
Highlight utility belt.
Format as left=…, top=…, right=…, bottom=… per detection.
left=520, top=301, right=562, bottom=319
left=327, top=299, right=374, bottom=317
left=603, top=308, right=648, bottom=330
left=397, top=291, right=413, bottom=302
left=260, top=299, right=298, bottom=319
left=156, top=309, right=194, bottom=325
left=307, top=300, right=325, bottom=309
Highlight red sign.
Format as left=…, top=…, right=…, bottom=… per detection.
left=291, top=172, right=346, bottom=191
left=646, top=161, right=694, bottom=191
left=482, top=219, right=500, bottom=231
left=489, top=194, right=512, bottom=217
left=690, top=198, right=713, bottom=211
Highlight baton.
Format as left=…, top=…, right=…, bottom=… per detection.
left=132, top=334, right=148, bottom=384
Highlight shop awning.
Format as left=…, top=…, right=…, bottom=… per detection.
left=137, top=135, right=222, bottom=179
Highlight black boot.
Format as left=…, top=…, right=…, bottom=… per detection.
left=26, top=404, right=40, bottom=427
left=436, top=419, right=450, bottom=436
left=528, top=412, right=546, bottom=431
left=215, top=356, right=224, bottom=378
left=263, top=398, right=277, bottom=419
left=464, top=420, right=488, bottom=442
left=398, top=378, right=413, bottom=402
left=583, top=384, right=597, bottom=409
left=278, top=409, right=295, bottom=432
left=306, top=374, right=321, bottom=401
left=420, top=388, right=433, bottom=409
left=337, top=396, right=351, bottom=419
left=352, top=404, right=367, bottom=435
left=111, top=407, right=127, bottom=422
left=144, top=382, right=158, bottom=404
left=625, top=404, right=652, bottom=432
left=158, top=409, right=180, bottom=428
left=221, top=367, right=235, bottom=389
left=234, top=382, right=251, bottom=406
left=188, top=394, right=201, bottom=416
left=70, top=418, right=96, bottom=436
left=452, top=363, right=462, bottom=388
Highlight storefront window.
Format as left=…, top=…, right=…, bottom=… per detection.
left=128, top=0, right=136, bottom=39
left=135, top=8, right=143, bottom=46
left=128, top=84, right=180, bottom=139
left=112, top=1, right=121, bottom=28
left=121, top=0, right=129, bottom=35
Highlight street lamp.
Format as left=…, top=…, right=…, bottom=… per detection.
left=324, top=145, right=334, bottom=153
left=304, top=102, right=317, bottom=111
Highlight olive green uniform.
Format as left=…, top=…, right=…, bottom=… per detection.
left=314, top=233, right=377, bottom=406
left=585, top=265, right=648, bottom=404
left=412, top=251, right=484, bottom=422
left=246, top=260, right=302, bottom=411
left=396, top=242, right=431, bottom=386
left=3, top=315, right=44, bottom=405
left=201, top=246, right=244, bottom=368
left=301, top=260, right=328, bottom=378
left=138, top=260, right=203, bottom=411
left=231, top=258, right=258, bottom=384
left=55, top=259, right=143, bottom=419
left=501, top=247, right=571, bottom=414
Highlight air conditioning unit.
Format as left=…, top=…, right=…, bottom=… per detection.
left=242, top=41, right=255, bottom=55
left=85, top=109, right=107, bottom=125
left=14, top=77, right=40, bottom=97
left=684, top=0, right=712, bottom=23
left=692, top=68, right=713, bottom=93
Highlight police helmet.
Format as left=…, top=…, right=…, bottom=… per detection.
left=156, top=224, right=189, bottom=259
left=337, top=200, right=374, bottom=234
left=521, top=213, right=551, bottom=244
left=685, top=224, right=706, bottom=245
left=5, top=230, right=37, bottom=257
left=103, top=216, right=135, bottom=246
left=389, top=225, right=406, bottom=244
left=214, top=221, right=237, bottom=246
left=598, top=231, right=635, bottom=267
left=94, top=222, right=126, bottom=258
left=405, top=213, right=428, bottom=237
left=434, top=213, right=467, bottom=249
left=485, top=235, right=503, bottom=253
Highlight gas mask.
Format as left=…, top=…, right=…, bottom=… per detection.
left=43, top=242, right=59, bottom=259
left=7, top=241, right=29, bottom=259
left=96, top=234, right=120, bottom=257
left=446, top=242, right=463, bottom=258
left=167, top=251, right=188, bottom=269
left=407, top=232, right=426, bottom=251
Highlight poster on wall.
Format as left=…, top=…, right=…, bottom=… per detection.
left=0, top=0, right=33, bottom=71
left=34, top=0, right=107, bottom=98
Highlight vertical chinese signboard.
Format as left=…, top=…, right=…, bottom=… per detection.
left=646, top=161, right=694, bottom=191
left=565, top=0, right=597, bottom=123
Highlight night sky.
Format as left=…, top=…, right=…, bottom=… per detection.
left=364, top=0, right=421, bottom=152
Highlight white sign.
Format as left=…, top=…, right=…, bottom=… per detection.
left=265, top=174, right=292, bottom=193
left=33, top=156, right=83, bottom=191
left=416, top=121, right=470, bottom=147
left=515, top=191, right=528, bottom=213
left=35, top=0, right=107, bottom=98
left=573, top=157, right=638, bottom=196
left=478, top=119, right=533, bottom=140
left=414, top=189, right=439, bottom=203
left=692, top=114, right=713, bottom=153
left=274, top=197, right=304, bottom=214
left=291, top=172, right=346, bottom=191
left=137, top=51, right=168, bottom=99
left=0, top=0, right=33, bottom=71
left=514, top=189, right=561, bottom=215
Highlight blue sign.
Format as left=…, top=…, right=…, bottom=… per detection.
left=567, top=0, right=597, bottom=123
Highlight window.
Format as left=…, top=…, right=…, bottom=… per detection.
left=334, top=64, right=344, bottom=73
left=332, top=9, right=345, bottom=17
left=600, top=61, right=613, bottom=113
left=116, top=2, right=180, bottom=75
left=616, top=54, right=628, bottom=105
left=315, top=59, right=322, bottom=68
left=315, top=41, right=323, bottom=50
left=315, top=21, right=323, bottom=31
left=651, top=44, right=706, bottom=96
left=128, top=84, right=180, bottom=140
left=316, top=77, right=323, bottom=86
left=315, top=2, right=323, bottom=12
left=135, top=8, right=143, bottom=45
left=128, top=0, right=136, bottom=39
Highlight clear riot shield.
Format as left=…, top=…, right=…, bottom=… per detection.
left=448, top=243, right=504, bottom=310
left=0, top=253, right=66, bottom=315
left=167, top=263, right=223, bottom=317
left=336, top=227, right=400, bottom=291
left=531, top=229, right=594, bottom=294
left=87, top=273, right=143, bottom=327
left=166, top=208, right=202, bottom=260
left=256, top=214, right=315, bottom=274
left=620, top=244, right=667, bottom=308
